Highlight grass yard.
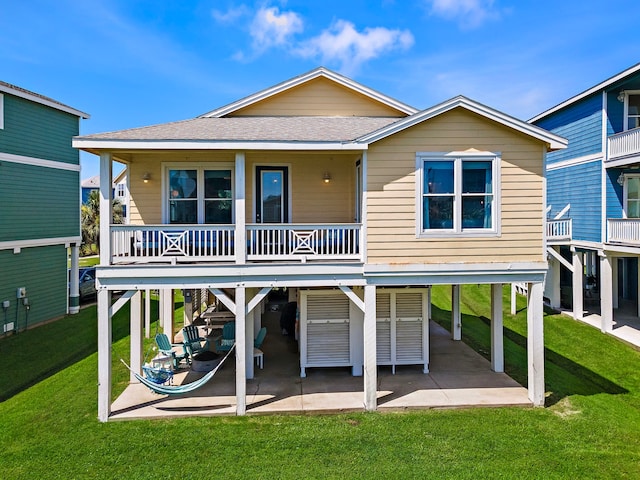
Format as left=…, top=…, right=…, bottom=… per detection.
left=1, top=285, right=640, bottom=479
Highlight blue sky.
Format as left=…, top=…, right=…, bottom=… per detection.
left=2, top=0, right=640, bottom=179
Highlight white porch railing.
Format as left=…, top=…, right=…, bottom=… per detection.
left=111, top=225, right=235, bottom=263
left=546, top=218, right=572, bottom=241
left=607, top=218, right=640, bottom=245
left=110, top=223, right=362, bottom=263
left=246, top=223, right=361, bottom=261
left=608, top=128, right=640, bottom=161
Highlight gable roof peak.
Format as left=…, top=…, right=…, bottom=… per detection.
left=199, top=66, right=418, bottom=118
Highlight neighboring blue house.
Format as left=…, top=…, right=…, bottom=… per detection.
left=531, top=62, right=640, bottom=335
left=0, top=81, right=88, bottom=331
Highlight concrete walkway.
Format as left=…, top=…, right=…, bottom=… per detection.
left=110, top=313, right=530, bottom=421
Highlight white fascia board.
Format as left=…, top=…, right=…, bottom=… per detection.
left=72, top=139, right=367, bottom=151
left=358, top=96, right=568, bottom=150
left=530, top=62, right=640, bottom=123
left=0, top=83, right=89, bottom=118
left=200, top=67, right=418, bottom=118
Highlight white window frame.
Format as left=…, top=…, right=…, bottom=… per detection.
left=0, top=93, right=4, bottom=129
left=162, top=162, right=234, bottom=224
left=415, top=151, right=501, bottom=238
left=623, top=90, right=640, bottom=131
left=622, top=173, right=640, bottom=219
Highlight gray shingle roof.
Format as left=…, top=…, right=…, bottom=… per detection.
left=76, top=116, right=402, bottom=143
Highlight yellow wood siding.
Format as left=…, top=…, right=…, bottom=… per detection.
left=246, top=152, right=357, bottom=223
left=230, top=77, right=407, bottom=117
left=121, top=151, right=358, bottom=225
left=366, top=108, right=546, bottom=264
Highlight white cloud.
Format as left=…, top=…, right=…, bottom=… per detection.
left=212, top=5, right=250, bottom=24
left=427, top=0, right=501, bottom=28
left=250, top=6, right=304, bottom=52
left=296, top=20, right=414, bottom=74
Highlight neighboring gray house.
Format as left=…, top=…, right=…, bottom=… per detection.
left=0, top=81, right=88, bottom=331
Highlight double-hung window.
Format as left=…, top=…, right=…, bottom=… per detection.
left=165, top=165, right=233, bottom=224
left=417, top=152, right=499, bottom=236
left=625, top=92, right=640, bottom=130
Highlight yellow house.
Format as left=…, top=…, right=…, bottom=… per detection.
left=74, top=67, right=566, bottom=422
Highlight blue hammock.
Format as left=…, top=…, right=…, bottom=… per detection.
left=121, top=344, right=235, bottom=395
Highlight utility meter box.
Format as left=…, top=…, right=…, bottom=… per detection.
left=16, top=287, right=26, bottom=299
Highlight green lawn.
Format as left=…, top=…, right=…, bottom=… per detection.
left=1, top=285, right=640, bottom=479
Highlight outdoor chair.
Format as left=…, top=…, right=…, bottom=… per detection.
left=214, top=321, right=236, bottom=352
left=155, top=333, right=189, bottom=369
left=182, top=324, right=210, bottom=357
left=254, top=327, right=267, bottom=349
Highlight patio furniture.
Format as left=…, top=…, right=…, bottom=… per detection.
left=155, top=333, right=189, bottom=368
left=254, top=327, right=267, bottom=348
left=214, top=322, right=236, bottom=353
left=254, top=348, right=264, bottom=369
left=121, top=345, right=235, bottom=395
left=182, top=324, right=210, bottom=357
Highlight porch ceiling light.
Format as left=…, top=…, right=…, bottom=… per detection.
left=323, top=171, right=331, bottom=183
left=142, top=172, right=151, bottom=183
left=617, top=172, right=625, bottom=186
left=618, top=91, right=626, bottom=103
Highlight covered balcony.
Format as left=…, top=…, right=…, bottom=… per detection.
left=110, top=223, right=362, bottom=264
left=607, top=218, right=640, bottom=246
left=607, top=128, right=640, bottom=167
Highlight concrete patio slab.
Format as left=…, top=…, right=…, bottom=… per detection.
left=109, top=310, right=531, bottom=421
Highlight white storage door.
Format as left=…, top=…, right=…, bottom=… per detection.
left=303, top=293, right=351, bottom=367
left=396, top=292, right=424, bottom=363
left=376, top=291, right=392, bottom=363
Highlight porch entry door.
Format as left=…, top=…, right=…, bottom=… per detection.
left=256, top=166, right=289, bottom=223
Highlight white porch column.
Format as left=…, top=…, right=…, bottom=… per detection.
left=161, top=289, right=174, bottom=341
left=572, top=248, right=583, bottom=320
left=235, top=153, right=246, bottom=265
left=130, top=290, right=143, bottom=383
left=549, top=252, right=561, bottom=309
left=69, top=243, right=80, bottom=314
left=427, top=286, right=432, bottom=320
left=600, top=253, right=614, bottom=333
left=144, top=289, right=151, bottom=338
left=510, top=283, right=517, bottom=315
left=184, top=289, right=193, bottom=326
left=97, top=289, right=112, bottom=422
left=99, top=153, right=112, bottom=266
left=235, top=286, right=247, bottom=415
left=245, top=288, right=255, bottom=380
left=490, top=283, right=504, bottom=373
left=363, top=284, right=377, bottom=411
left=527, top=282, right=545, bottom=406
left=612, top=257, right=619, bottom=309
left=451, top=284, right=461, bottom=340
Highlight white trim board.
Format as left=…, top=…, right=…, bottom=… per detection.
left=0, top=236, right=81, bottom=251
left=546, top=153, right=602, bottom=171
left=0, top=152, right=81, bottom=171
left=72, top=139, right=368, bottom=151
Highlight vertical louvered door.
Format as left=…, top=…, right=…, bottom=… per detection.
left=395, top=292, right=424, bottom=363
left=300, top=291, right=351, bottom=376
left=376, top=291, right=392, bottom=364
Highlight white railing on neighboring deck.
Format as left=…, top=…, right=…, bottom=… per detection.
left=246, top=223, right=361, bottom=261
left=608, top=128, right=640, bottom=161
left=111, top=225, right=235, bottom=263
left=546, top=218, right=572, bottom=241
left=607, top=218, right=640, bottom=245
